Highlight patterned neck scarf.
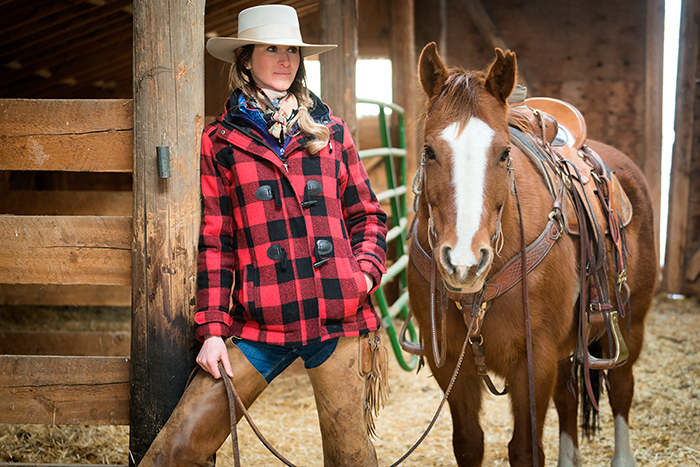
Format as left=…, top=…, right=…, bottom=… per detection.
left=247, top=89, right=299, bottom=146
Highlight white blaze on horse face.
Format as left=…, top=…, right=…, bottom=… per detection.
left=440, top=119, right=495, bottom=271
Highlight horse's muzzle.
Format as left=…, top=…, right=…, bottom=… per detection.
left=439, top=244, right=493, bottom=292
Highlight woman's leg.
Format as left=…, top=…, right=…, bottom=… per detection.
left=306, top=335, right=379, bottom=467
left=138, top=340, right=268, bottom=467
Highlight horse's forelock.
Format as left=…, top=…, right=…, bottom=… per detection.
left=424, top=70, right=484, bottom=132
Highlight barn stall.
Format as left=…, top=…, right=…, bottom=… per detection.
left=1, top=0, right=698, bottom=465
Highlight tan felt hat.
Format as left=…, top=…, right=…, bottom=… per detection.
left=206, top=4, right=336, bottom=61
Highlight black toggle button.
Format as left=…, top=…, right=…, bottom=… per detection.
left=267, top=244, right=285, bottom=260
left=256, top=185, right=274, bottom=201
left=306, top=180, right=323, bottom=196
left=315, top=239, right=333, bottom=256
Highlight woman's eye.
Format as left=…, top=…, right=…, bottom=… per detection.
left=424, top=146, right=436, bottom=160
left=287, top=46, right=299, bottom=54
left=267, top=45, right=278, bottom=53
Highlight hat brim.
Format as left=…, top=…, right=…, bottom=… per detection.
left=207, top=37, right=336, bottom=62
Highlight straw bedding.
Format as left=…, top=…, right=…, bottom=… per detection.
left=1, top=295, right=699, bottom=466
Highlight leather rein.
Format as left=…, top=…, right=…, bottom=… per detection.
left=404, top=132, right=570, bottom=467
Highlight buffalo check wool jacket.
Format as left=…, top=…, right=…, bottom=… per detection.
left=195, top=89, right=388, bottom=347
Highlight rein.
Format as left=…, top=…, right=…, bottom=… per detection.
left=217, top=328, right=476, bottom=467
left=407, top=141, right=562, bottom=467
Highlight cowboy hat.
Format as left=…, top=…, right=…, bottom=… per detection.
left=206, top=4, right=336, bottom=61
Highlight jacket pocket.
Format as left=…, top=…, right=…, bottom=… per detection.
left=317, top=237, right=368, bottom=323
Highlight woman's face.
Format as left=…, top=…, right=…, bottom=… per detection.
left=247, top=44, right=301, bottom=93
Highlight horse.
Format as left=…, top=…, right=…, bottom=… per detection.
left=406, top=43, right=656, bottom=467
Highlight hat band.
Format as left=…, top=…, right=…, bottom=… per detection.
left=238, top=24, right=303, bottom=43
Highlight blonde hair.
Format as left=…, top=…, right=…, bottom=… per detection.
left=229, top=45, right=330, bottom=155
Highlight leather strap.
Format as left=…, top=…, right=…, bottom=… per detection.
left=218, top=361, right=299, bottom=467
left=409, top=214, right=562, bottom=311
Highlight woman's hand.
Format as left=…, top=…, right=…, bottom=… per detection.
left=363, top=272, right=374, bottom=292
left=196, top=335, right=234, bottom=379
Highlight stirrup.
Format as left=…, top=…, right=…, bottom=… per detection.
left=579, top=310, right=629, bottom=370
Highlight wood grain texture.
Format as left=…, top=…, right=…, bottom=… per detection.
left=0, top=215, right=131, bottom=285
left=0, top=99, right=133, bottom=172
left=131, top=0, right=204, bottom=461
left=0, top=330, right=130, bottom=357
left=0, top=284, right=130, bottom=306
left=0, top=355, right=130, bottom=425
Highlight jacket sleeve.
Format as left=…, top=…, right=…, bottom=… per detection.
left=338, top=121, right=388, bottom=293
left=194, top=129, right=235, bottom=341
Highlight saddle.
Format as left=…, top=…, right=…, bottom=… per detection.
left=509, top=97, right=633, bottom=236
left=508, top=96, right=632, bottom=378
left=405, top=93, right=633, bottom=401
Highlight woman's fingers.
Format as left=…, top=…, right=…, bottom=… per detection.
left=197, top=335, right=232, bottom=379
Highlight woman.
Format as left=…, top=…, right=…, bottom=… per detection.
left=139, top=4, right=388, bottom=466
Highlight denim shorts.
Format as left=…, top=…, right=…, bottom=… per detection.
left=235, top=338, right=339, bottom=384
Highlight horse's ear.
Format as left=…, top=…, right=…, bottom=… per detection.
left=419, top=42, right=449, bottom=99
left=485, top=48, right=517, bottom=104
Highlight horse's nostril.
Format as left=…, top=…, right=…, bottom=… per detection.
left=476, top=247, right=492, bottom=275
left=441, top=245, right=454, bottom=274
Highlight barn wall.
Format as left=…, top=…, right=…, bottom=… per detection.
left=438, top=1, right=650, bottom=167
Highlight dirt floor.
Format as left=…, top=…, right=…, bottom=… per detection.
left=1, top=294, right=699, bottom=466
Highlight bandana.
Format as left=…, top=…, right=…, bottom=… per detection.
left=247, top=90, right=299, bottom=146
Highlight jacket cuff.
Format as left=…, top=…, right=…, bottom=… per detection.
left=194, top=311, right=233, bottom=342
left=358, top=259, right=385, bottom=294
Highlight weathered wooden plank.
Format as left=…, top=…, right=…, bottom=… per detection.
left=0, top=99, right=133, bottom=172
left=0, top=355, right=130, bottom=425
left=0, top=330, right=130, bottom=357
left=389, top=0, right=416, bottom=208
left=0, top=191, right=132, bottom=216
left=0, top=284, right=131, bottom=306
left=644, top=0, right=664, bottom=269
left=663, top=0, right=699, bottom=292
left=131, top=0, right=203, bottom=461
left=319, top=0, right=358, bottom=140
left=0, top=132, right=132, bottom=172
left=0, top=215, right=131, bottom=285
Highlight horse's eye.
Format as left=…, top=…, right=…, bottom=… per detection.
left=499, top=148, right=511, bottom=163
left=424, top=146, right=436, bottom=161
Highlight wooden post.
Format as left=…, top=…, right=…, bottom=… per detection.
left=319, top=0, right=358, bottom=142
left=663, top=0, right=699, bottom=293
left=644, top=0, right=664, bottom=277
left=390, top=0, right=417, bottom=204
left=130, top=0, right=204, bottom=464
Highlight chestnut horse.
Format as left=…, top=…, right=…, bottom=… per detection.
left=407, top=43, right=656, bottom=467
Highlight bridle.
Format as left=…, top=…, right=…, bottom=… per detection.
left=407, top=125, right=565, bottom=467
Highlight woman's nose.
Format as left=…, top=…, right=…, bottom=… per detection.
left=278, top=52, right=290, bottom=65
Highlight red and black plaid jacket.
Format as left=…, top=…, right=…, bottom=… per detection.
left=195, top=90, right=388, bottom=346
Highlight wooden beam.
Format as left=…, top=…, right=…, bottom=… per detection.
left=0, top=1, right=132, bottom=63
left=0, top=215, right=132, bottom=285
left=131, top=0, right=204, bottom=462
left=0, top=330, right=130, bottom=357
left=0, top=99, right=133, bottom=172
left=319, top=0, right=358, bottom=141
left=644, top=0, right=665, bottom=273
left=389, top=0, right=417, bottom=209
left=0, top=355, right=130, bottom=425
left=0, top=191, right=132, bottom=216
left=459, top=0, right=535, bottom=94
left=662, top=0, right=699, bottom=292
left=0, top=284, right=131, bottom=307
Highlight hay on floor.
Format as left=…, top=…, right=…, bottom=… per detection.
left=1, top=295, right=699, bottom=466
